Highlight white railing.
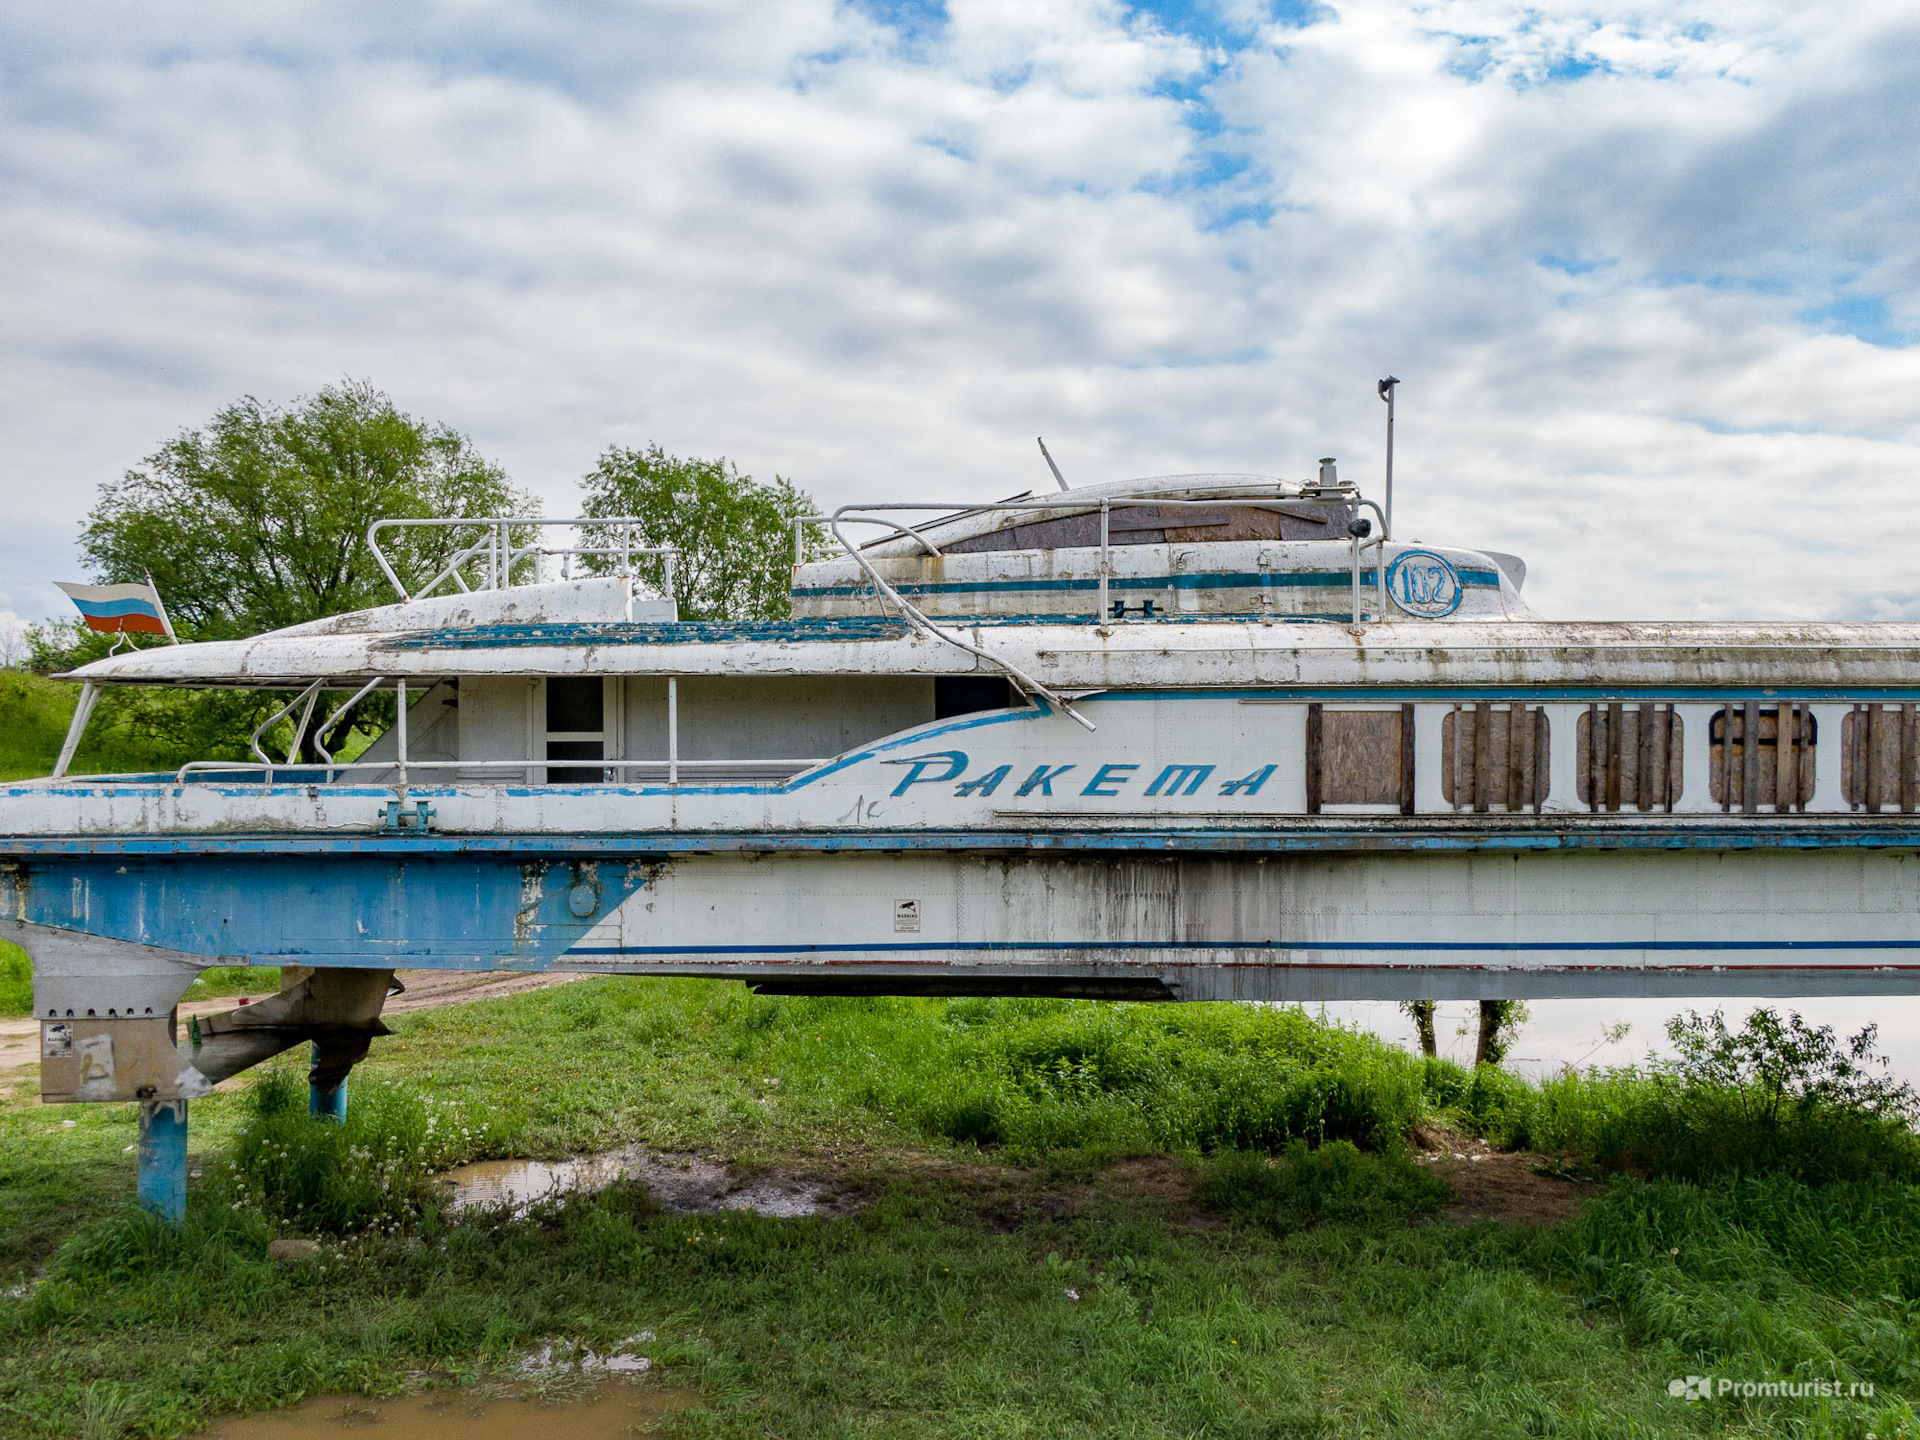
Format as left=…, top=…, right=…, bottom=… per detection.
left=173, top=674, right=815, bottom=790
left=798, top=487, right=1389, bottom=625
left=793, top=487, right=1389, bottom=732
left=170, top=757, right=827, bottom=786
left=367, top=516, right=679, bottom=602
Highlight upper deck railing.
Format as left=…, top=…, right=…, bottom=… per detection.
left=796, top=482, right=1389, bottom=621
left=367, top=516, right=678, bottom=602
left=794, top=483, right=1389, bottom=727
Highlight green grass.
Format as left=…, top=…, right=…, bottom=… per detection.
left=0, top=945, right=28, bottom=1017
left=1, top=981, right=1916, bottom=1438
left=0, top=671, right=185, bottom=782
left=0, top=667, right=380, bottom=784
left=0, top=952, right=274, bottom=1019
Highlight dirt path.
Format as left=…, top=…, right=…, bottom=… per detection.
left=0, top=970, right=581, bottom=1086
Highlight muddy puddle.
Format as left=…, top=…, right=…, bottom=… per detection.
left=200, top=1384, right=697, bottom=1439
left=438, top=1146, right=845, bottom=1218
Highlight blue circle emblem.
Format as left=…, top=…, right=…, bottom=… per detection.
left=1385, top=550, right=1463, bottom=617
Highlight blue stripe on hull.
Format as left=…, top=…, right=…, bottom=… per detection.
left=570, top=938, right=1920, bottom=956
left=6, top=824, right=1920, bottom=858
left=791, top=568, right=1503, bottom=599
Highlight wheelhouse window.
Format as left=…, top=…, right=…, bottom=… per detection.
left=1445, top=704, right=1549, bottom=813
left=1709, top=703, right=1813, bottom=812
left=1579, top=703, right=1683, bottom=812
left=942, top=503, right=1351, bottom=554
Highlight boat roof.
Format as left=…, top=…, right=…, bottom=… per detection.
left=64, top=614, right=1920, bottom=690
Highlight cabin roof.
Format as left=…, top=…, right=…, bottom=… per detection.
left=64, top=616, right=1920, bottom=690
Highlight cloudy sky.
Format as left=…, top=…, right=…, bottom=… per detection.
left=2, top=0, right=1916, bottom=627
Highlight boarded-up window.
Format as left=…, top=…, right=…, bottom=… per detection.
left=1842, top=704, right=1917, bottom=812
left=1443, top=704, right=1550, bottom=812
left=1579, top=703, right=1684, bottom=811
left=1306, top=704, right=1414, bottom=813
left=1709, top=703, right=1814, bottom=811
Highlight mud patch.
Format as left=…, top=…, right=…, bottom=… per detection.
left=439, top=1147, right=851, bottom=1218
left=199, top=1384, right=696, bottom=1439
left=1412, top=1127, right=1596, bottom=1225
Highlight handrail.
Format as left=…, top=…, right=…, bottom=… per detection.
left=828, top=507, right=1098, bottom=732
left=170, top=757, right=829, bottom=784
left=313, top=676, right=387, bottom=764
left=366, top=516, right=679, bottom=602
left=815, top=488, right=1388, bottom=663
left=247, top=680, right=324, bottom=773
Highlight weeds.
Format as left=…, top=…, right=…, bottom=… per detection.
left=219, top=1062, right=508, bottom=1235
left=1438, top=1009, right=1920, bottom=1184
left=1198, top=1140, right=1450, bottom=1233
left=6, top=980, right=1920, bottom=1436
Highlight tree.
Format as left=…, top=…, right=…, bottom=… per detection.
left=50, top=381, right=532, bottom=763
left=577, top=444, right=827, bottom=621
left=1473, top=999, right=1527, bottom=1067
left=80, top=380, right=533, bottom=641
left=1401, top=1000, right=1438, bottom=1058
left=1398, top=998, right=1525, bottom=1066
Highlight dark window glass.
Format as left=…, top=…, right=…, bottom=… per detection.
left=934, top=677, right=1014, bottom=720
left=546, top=677, right=603, bottom=733
left=545, top=738, right=606, bottom=784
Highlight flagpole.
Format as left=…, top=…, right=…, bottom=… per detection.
left=144, top=570, right=180, bottom=644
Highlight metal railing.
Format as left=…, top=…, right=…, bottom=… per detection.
left=795, top=488, right=1391, bottom=731
left=367, top=516, right=679, bottom=602
left=799, top=487, right=1389, bottom=625
left=169, top=674, right=819, bottom=789
left=170, top=757, right=827, bottom=786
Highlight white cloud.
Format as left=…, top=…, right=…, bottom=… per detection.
left=0, top=0, right=1915, bottom=623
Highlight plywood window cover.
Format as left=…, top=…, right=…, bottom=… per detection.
left=1444, top=704, right=1550, bottom=813
left=1841, top=703, right=1917, bottom=813
left=1578, top=703, right=1685, bottom=813
left=1708, top=703, right=1815, bottom=813
left=1306, top=704, right=1415, bottom=813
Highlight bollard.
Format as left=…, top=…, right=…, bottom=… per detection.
left=308, top=1042, right=347, bottom=1122
left=137, top=1099, right=189, bottom=1223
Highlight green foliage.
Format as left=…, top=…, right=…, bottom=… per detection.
left=1443, top=1010, right=1920, bottom=1184
left=740, top=994, right=1433, bottom=1161
left=578, top=442, right=827, bottom=620
left=6, top=981, right=1920, bottom=1436
left=79, top=380, right=533, bottom=641
left=1199, top=1140, right=1450, bottom=1233
left=1473, top=998, right=1529, bottom=1066
left=0, top=943, right=30, bottom=1018
left=0, top=668, right=199, bottom=782
left=33, top=382, right=531, bottom=766
left=1665, top=1006, right=1917, bottom=1125
left=221, top=1062, right=508, bottom=1235
left=1532, top=1175, right=1920, bottom=1406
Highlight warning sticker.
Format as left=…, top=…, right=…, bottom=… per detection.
left=893, top=899, right=921, bottom=933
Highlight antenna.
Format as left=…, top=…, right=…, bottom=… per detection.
left=1036, top=437, right=1070, bottom=492
left=1376, top=376, right=1399, bottom=536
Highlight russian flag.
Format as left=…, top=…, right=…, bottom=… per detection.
left=56, top=581, right=176, bottom=638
